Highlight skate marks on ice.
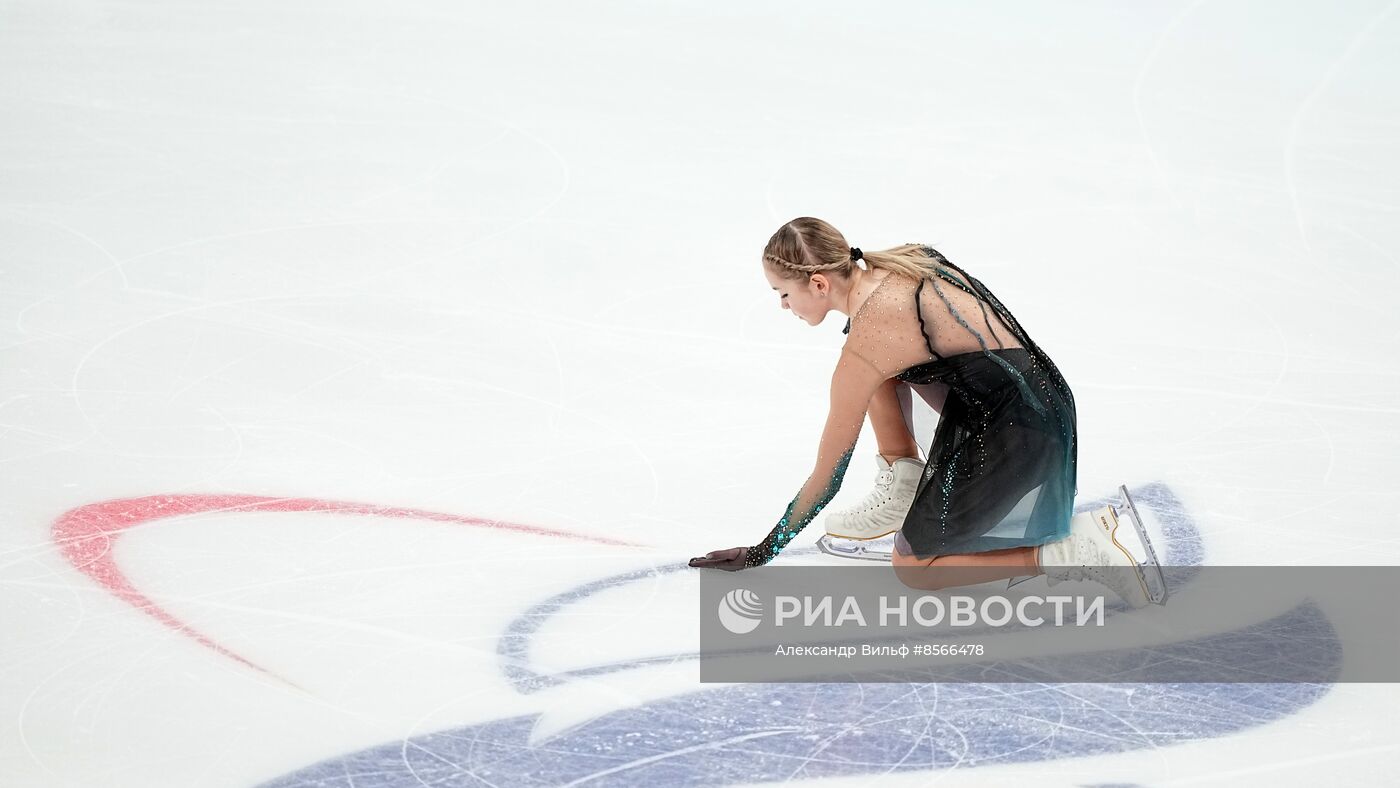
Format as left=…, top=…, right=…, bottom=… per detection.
left=260, top=681, right=1330, bottom=787
left=49, top=493, right=647, bottom=686
left=260, top=482, right=1338, bottom=787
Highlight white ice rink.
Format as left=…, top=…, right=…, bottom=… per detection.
left=4, top=1, right=1400, bottom=785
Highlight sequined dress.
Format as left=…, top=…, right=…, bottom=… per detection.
left=743, top=246, right=1078, bottom=567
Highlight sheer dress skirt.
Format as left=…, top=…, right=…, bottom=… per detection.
left=890, top=347, right=1076, bottom=560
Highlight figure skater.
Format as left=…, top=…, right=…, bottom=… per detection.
left=688, top=217, right=1167, bottom=608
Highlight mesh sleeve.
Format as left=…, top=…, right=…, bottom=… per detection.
left=743, top=347, right=888, bottom=567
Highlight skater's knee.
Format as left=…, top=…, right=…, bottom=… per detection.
left=891, top=549, right=929, bottom=568
left=891, top=553, right=950, bottom=590
left=890, top=565, right=957, bottom=587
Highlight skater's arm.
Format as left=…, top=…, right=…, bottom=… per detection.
left=742, top=349, right=887, bottom=568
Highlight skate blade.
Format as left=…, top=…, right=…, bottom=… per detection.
left=1109, top=484, right=1170, bottom=605
left=817, top=533, right=895, bottom=562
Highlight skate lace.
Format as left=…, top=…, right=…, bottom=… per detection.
left=1063, top=535, right=1108, bottom=584
left=838, top=469, right=895, bottom=514
left=1065, top=535, right=1142, bottom=602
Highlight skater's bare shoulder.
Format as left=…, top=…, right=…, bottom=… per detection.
left=841, top=272, right=938, bottom=377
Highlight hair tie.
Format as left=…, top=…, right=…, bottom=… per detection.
left=849, top=247, right=863, bottom=262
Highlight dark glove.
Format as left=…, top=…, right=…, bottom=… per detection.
left=688, top=546, right=751, bottom=571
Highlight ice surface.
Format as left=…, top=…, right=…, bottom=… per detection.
left=3, top=1, right=1399, bottom=786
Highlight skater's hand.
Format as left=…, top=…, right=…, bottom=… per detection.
left=688, top=546, right=750, bottom=571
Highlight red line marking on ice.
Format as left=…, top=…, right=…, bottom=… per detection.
left=51, top=494, right=648, bottom=684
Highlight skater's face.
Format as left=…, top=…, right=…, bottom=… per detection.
left=764, top=267, right=833, bottom=326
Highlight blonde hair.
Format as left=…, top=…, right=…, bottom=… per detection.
left=761, top=216, right=954, bottom=285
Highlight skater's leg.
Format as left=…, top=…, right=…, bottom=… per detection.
left=892, top=502, right=1165, bottom=608
left=870, top=378, right=920, bottom=464
left=891, top=544, right=1040, bottom=591
left=817, top=381, right=927, bottom=554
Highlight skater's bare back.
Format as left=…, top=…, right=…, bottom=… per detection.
left=843, top=270, right=1025, bottom=379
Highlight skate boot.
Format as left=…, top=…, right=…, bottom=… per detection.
left=1035, top=486, right=1169, bottom=608
left=816, top=454, right=924, bottom=562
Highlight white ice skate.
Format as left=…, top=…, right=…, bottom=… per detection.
left=816, top=454, right=924, bottom=562
left=1029, top=485, right=1169, bottom=608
